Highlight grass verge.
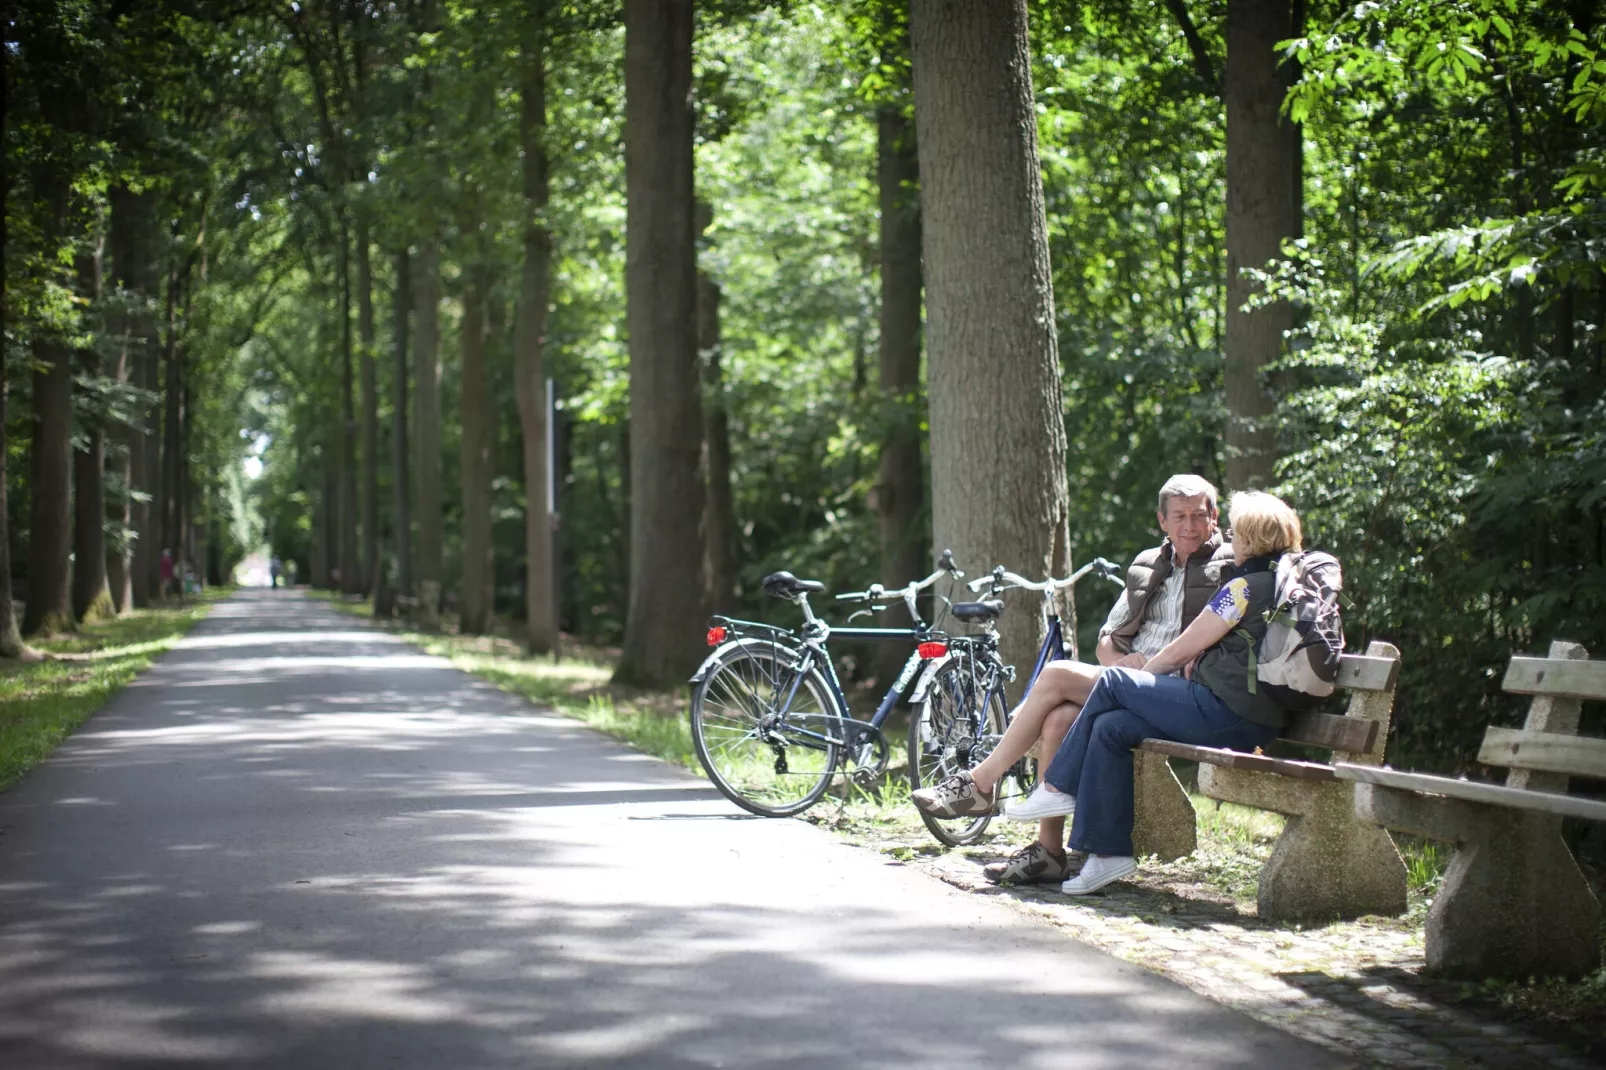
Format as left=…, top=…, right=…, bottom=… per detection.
left=0, top=590, right=227, bottom=793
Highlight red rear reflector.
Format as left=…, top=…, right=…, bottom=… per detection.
left=707, top=626, right=727, bottom=647
left=917, top=642, right=947, bottom=659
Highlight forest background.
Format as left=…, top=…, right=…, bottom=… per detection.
left=4, top=0, right=1605, bottom=774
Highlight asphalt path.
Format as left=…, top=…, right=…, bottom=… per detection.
left=0, top=589, right=1340, bottom=1069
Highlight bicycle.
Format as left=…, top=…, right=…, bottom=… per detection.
left=907, top=557, right=1124, bottom=846
left=688, top=552, right=968, bottom=818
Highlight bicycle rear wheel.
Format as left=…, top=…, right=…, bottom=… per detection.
left=908, top=655, right=1007, bottom=846
left=691, top=643, right=842, bottom=817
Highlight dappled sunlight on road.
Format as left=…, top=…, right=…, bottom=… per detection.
left=0, top=589, right=1331, bottom=1069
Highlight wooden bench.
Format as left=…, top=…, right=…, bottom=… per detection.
left=1130, top=640, right=1407, bottom=923
left=1334, top=640, right=1606, bottom=980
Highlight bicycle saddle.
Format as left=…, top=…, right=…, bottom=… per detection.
left=762, top=571, right=827, bottom=598
left=951, top=599, right=1004, bottom=624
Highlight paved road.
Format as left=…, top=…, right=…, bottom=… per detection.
left=0, top=590, right=1340, bottom=1069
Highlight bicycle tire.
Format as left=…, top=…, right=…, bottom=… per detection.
left=907, top=654, right=1008, bottom=846
left=691, top=642, right=842, bottom=817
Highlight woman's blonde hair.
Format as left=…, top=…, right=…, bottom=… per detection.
left=1228, top=491, right=1303, bottom=557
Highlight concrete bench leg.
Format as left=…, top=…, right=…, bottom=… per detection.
left=1201, top=766, right=1407, bottom=923
left=1357, top=783, right=1600, bottom=981
left=1132, top=749, right=1196, bottom=861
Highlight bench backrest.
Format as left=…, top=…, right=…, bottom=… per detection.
left=1279, top=640, right=1401, bottom=766
left=1481, top=640, right=1603, bottom=791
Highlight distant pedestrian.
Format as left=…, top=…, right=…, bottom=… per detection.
left=270, top=556, right=283, bottom=589
left=160, top=549, right=176, bottom=602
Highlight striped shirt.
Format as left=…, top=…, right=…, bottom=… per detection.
left=1099, top=565, right=1188, bottom=659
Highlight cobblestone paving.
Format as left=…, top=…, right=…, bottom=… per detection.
left=891, top=847, right=1601, bottom=1070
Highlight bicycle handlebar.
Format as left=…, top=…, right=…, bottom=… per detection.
left=835, top=549, right=964, bottom=605
left=966, top=556, right=1122, bottom=595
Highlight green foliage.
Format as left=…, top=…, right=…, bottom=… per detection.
left=8, top=0, right=1605, bottom=778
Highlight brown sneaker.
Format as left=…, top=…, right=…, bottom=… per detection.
left=911, top=772, right=995, bottom=818
left=982, top=844, right=1086, bottom=885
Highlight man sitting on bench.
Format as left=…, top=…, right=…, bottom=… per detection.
left=912, top=473, right=1232, bottom=885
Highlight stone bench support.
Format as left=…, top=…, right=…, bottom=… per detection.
left=1201, top=766, right=1406, bottom=922
left=1354, top=782, right=1598, bottom=980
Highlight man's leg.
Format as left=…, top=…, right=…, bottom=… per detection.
left=1034, top=703, right=1078, bottom=853
left=968, top=661, right=1099, bottom=795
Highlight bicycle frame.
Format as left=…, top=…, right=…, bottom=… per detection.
left=694, top=614, right=936, bottom=755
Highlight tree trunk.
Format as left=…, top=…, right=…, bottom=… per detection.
left=698, top=203, right=736, bottom=613
left=516, top=19, right=559, bottom=654
left=392, top=247, right=413, bottom=599
left=1223, top=0, right=1299, bottom=489
left=337, top=219, right=360, bottom=594
left=0, top=331, right=22, bottom=656
left=0, top=23, right=19, bottom=656
left=357, top=220, right=379, bottom=596
left=354, top=220, right=379, bottom=594
left=160, top=265, right=187, bottom=596
left=909, top=0, right=1072, bottom=673
left=616, top=0, right=706, bottom=687
left=876, top=102, right=925, bottom=607
left=320, top=445, right=337, bottom=588
left=72, top=238, right=114, bottom=622
left=413, top=237, right=444, bottom=625
left=24, top=339, right=76, bottom=635
left=459, top=231, right=494, bottom=636
left=109, top=187, right=158, bottom=612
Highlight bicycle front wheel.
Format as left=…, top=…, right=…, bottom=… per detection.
left=691, top=643, right=842, bottom=817
left=908, top=655, right=1008, bottom=846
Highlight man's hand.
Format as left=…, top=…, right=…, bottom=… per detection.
left=1115, top=652, right=1146, bottom=670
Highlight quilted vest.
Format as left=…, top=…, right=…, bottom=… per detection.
left=1107, top=533, right=1233, bottom=654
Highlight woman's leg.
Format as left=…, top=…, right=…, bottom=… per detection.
left=968, top=661, right=1100, bottom=794
left=1033, top=703, right=1078, bottom=853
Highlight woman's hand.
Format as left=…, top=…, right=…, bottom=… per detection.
left=1143, top=610, right=1232, bottom=677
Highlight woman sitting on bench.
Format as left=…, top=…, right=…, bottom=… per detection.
left=1028, top=490, right=1304, bottom=895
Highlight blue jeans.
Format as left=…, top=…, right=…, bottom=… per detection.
left=1042, top=668, right=1277, bottom=857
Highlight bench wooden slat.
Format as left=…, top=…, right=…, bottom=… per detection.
left=1334, top=763, right=1606, bottom=822
left=1502, top=656, right=1606, bottom=702
left=1139, top=739, right=1339, bottom=781
left=1283, top=711, right=1380, bottom=754
left=1478, top=728, right=1606, bottom=780
left=1336, top=652, right=1399, bottom=693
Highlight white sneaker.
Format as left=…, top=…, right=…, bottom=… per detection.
left=1061, top=854, right=1137, bottom=895
left=1003, top=782, right=1076, bottom=822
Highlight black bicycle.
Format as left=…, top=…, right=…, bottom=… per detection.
left=907, top=557, right=1123, bottom=846
left=686, top=552, right=967, bottom=818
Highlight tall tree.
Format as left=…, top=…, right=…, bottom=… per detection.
left=358, top=222, right=379, bottom=595
left=458, top=216, right=494, bottom=636
left=71, top=234, right=114, bottom=621
left=391, top=247, right=413, bottom=601
left=337, top=219, right=360, bottom=593
left=413, top=237, right=444, bottom=625
left=25, top=334, right=76, bottom=636
left=1223, top=0, right=1301, bottom=489
left=615, top=0, right=706, bottom=686
left=697, top=203, right=735, bottom=612
left=108, top=186, right=158, bottom=611
left=0, top=29, right=24, bottom=656
left=515, top=8, right=559, bottom=653
left=874, top=11, right=924, bottom=613
left=910, top=0, right=1072, bottom=670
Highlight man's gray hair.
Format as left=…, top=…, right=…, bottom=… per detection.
left=1157, top=474, right=1219, bottom=516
